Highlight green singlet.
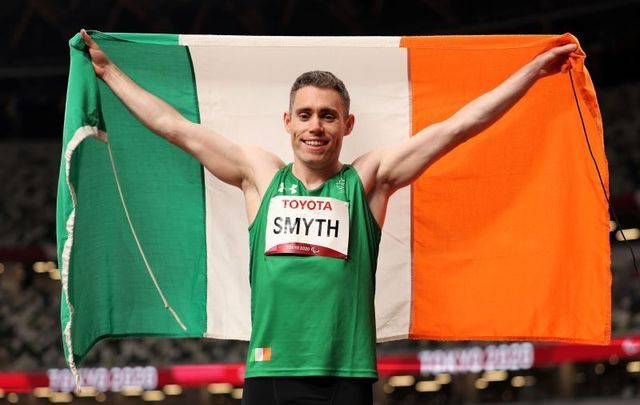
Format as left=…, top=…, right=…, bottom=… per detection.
left=245, top=163, right=381, bottom=379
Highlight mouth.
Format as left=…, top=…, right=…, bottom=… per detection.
left=302, top=139, right=329, bottom=147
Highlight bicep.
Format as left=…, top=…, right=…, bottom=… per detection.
left=174, top=120, right=281, bottom=189
left=377, top=121, right=462, bottom=190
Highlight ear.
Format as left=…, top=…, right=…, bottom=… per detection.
left=344, top=114, right=355, bottom=136
left=283, top=111, right=292, bottom=133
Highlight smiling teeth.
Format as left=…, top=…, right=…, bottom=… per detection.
left=305, top=140, right=326, bottom=146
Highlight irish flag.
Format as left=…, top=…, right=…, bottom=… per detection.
left=58, top=31, right=610, bottom=373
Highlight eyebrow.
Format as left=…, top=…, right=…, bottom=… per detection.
left=294, top=107, right=340, bottom=115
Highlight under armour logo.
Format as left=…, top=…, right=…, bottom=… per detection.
left=278, top=183, right=298, bottom=194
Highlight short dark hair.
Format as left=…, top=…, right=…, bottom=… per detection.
left=289, top=71, right=350, bottom=113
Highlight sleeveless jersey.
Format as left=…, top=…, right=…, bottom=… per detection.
left=245, top=163, right=381, bottom=379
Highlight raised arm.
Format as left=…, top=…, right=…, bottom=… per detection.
left=356, top=43, right=578, bottom=200
left=80, top=30, right=282, bottom=193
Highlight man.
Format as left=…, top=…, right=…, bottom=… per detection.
left=80, top=29, right=576, bottom=404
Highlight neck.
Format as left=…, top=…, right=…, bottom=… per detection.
left=291, top=160, right=343, bottom=189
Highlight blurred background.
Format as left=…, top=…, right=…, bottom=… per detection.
left=1, top=0, right=640, bottom=404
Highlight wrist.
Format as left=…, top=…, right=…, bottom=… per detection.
left=100, top=63, right=119, bottom=83
left=523, top=57, right=544, bottom=81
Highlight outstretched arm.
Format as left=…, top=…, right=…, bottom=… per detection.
left=356, top=43, right=578, bottom=198
left=80, top=29, right=282, bottom=192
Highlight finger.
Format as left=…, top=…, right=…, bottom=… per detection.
left=557, top=44, right=577, bottom=73
left=80, top=29, right=96, bottom=49
left=555, top=43, right=578, bottom=55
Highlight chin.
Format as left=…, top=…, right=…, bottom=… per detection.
left=299, top=155, right=328, bottom=168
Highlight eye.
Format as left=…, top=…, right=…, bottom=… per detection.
left=322, top=114, right=336, bottom=122
left=298, top=112, right=310, bottom=120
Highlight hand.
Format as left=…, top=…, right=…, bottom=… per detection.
left=80, top=29, right=112, bottom=79
left=532, top=43, right=578, bottom=78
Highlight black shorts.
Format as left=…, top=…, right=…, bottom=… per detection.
left=241, top=377, right=374, bottom=405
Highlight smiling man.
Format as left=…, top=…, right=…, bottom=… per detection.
left=80, top=29, right=576, bottom=405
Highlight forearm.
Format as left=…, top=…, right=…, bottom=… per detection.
left=100, top=64, right=254, bottom=186
left=444, top=58, right=540, bottom=141
left=101, top=64, right=186, bottom=145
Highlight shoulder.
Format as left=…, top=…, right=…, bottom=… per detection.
left=351, top=149, right=385, bottom=196
left=243, top=145, right=284, bottom=182
left=351, top=149, right=394, bottom=227
left=241, top=146, right=284, bottom=200
left=241, top=150, right=286, bottom=224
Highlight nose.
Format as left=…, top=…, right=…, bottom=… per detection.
left=309, top=115, right=324, bottom=134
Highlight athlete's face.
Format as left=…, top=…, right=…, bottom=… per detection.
left=284, top=86, right=354, bottom=170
